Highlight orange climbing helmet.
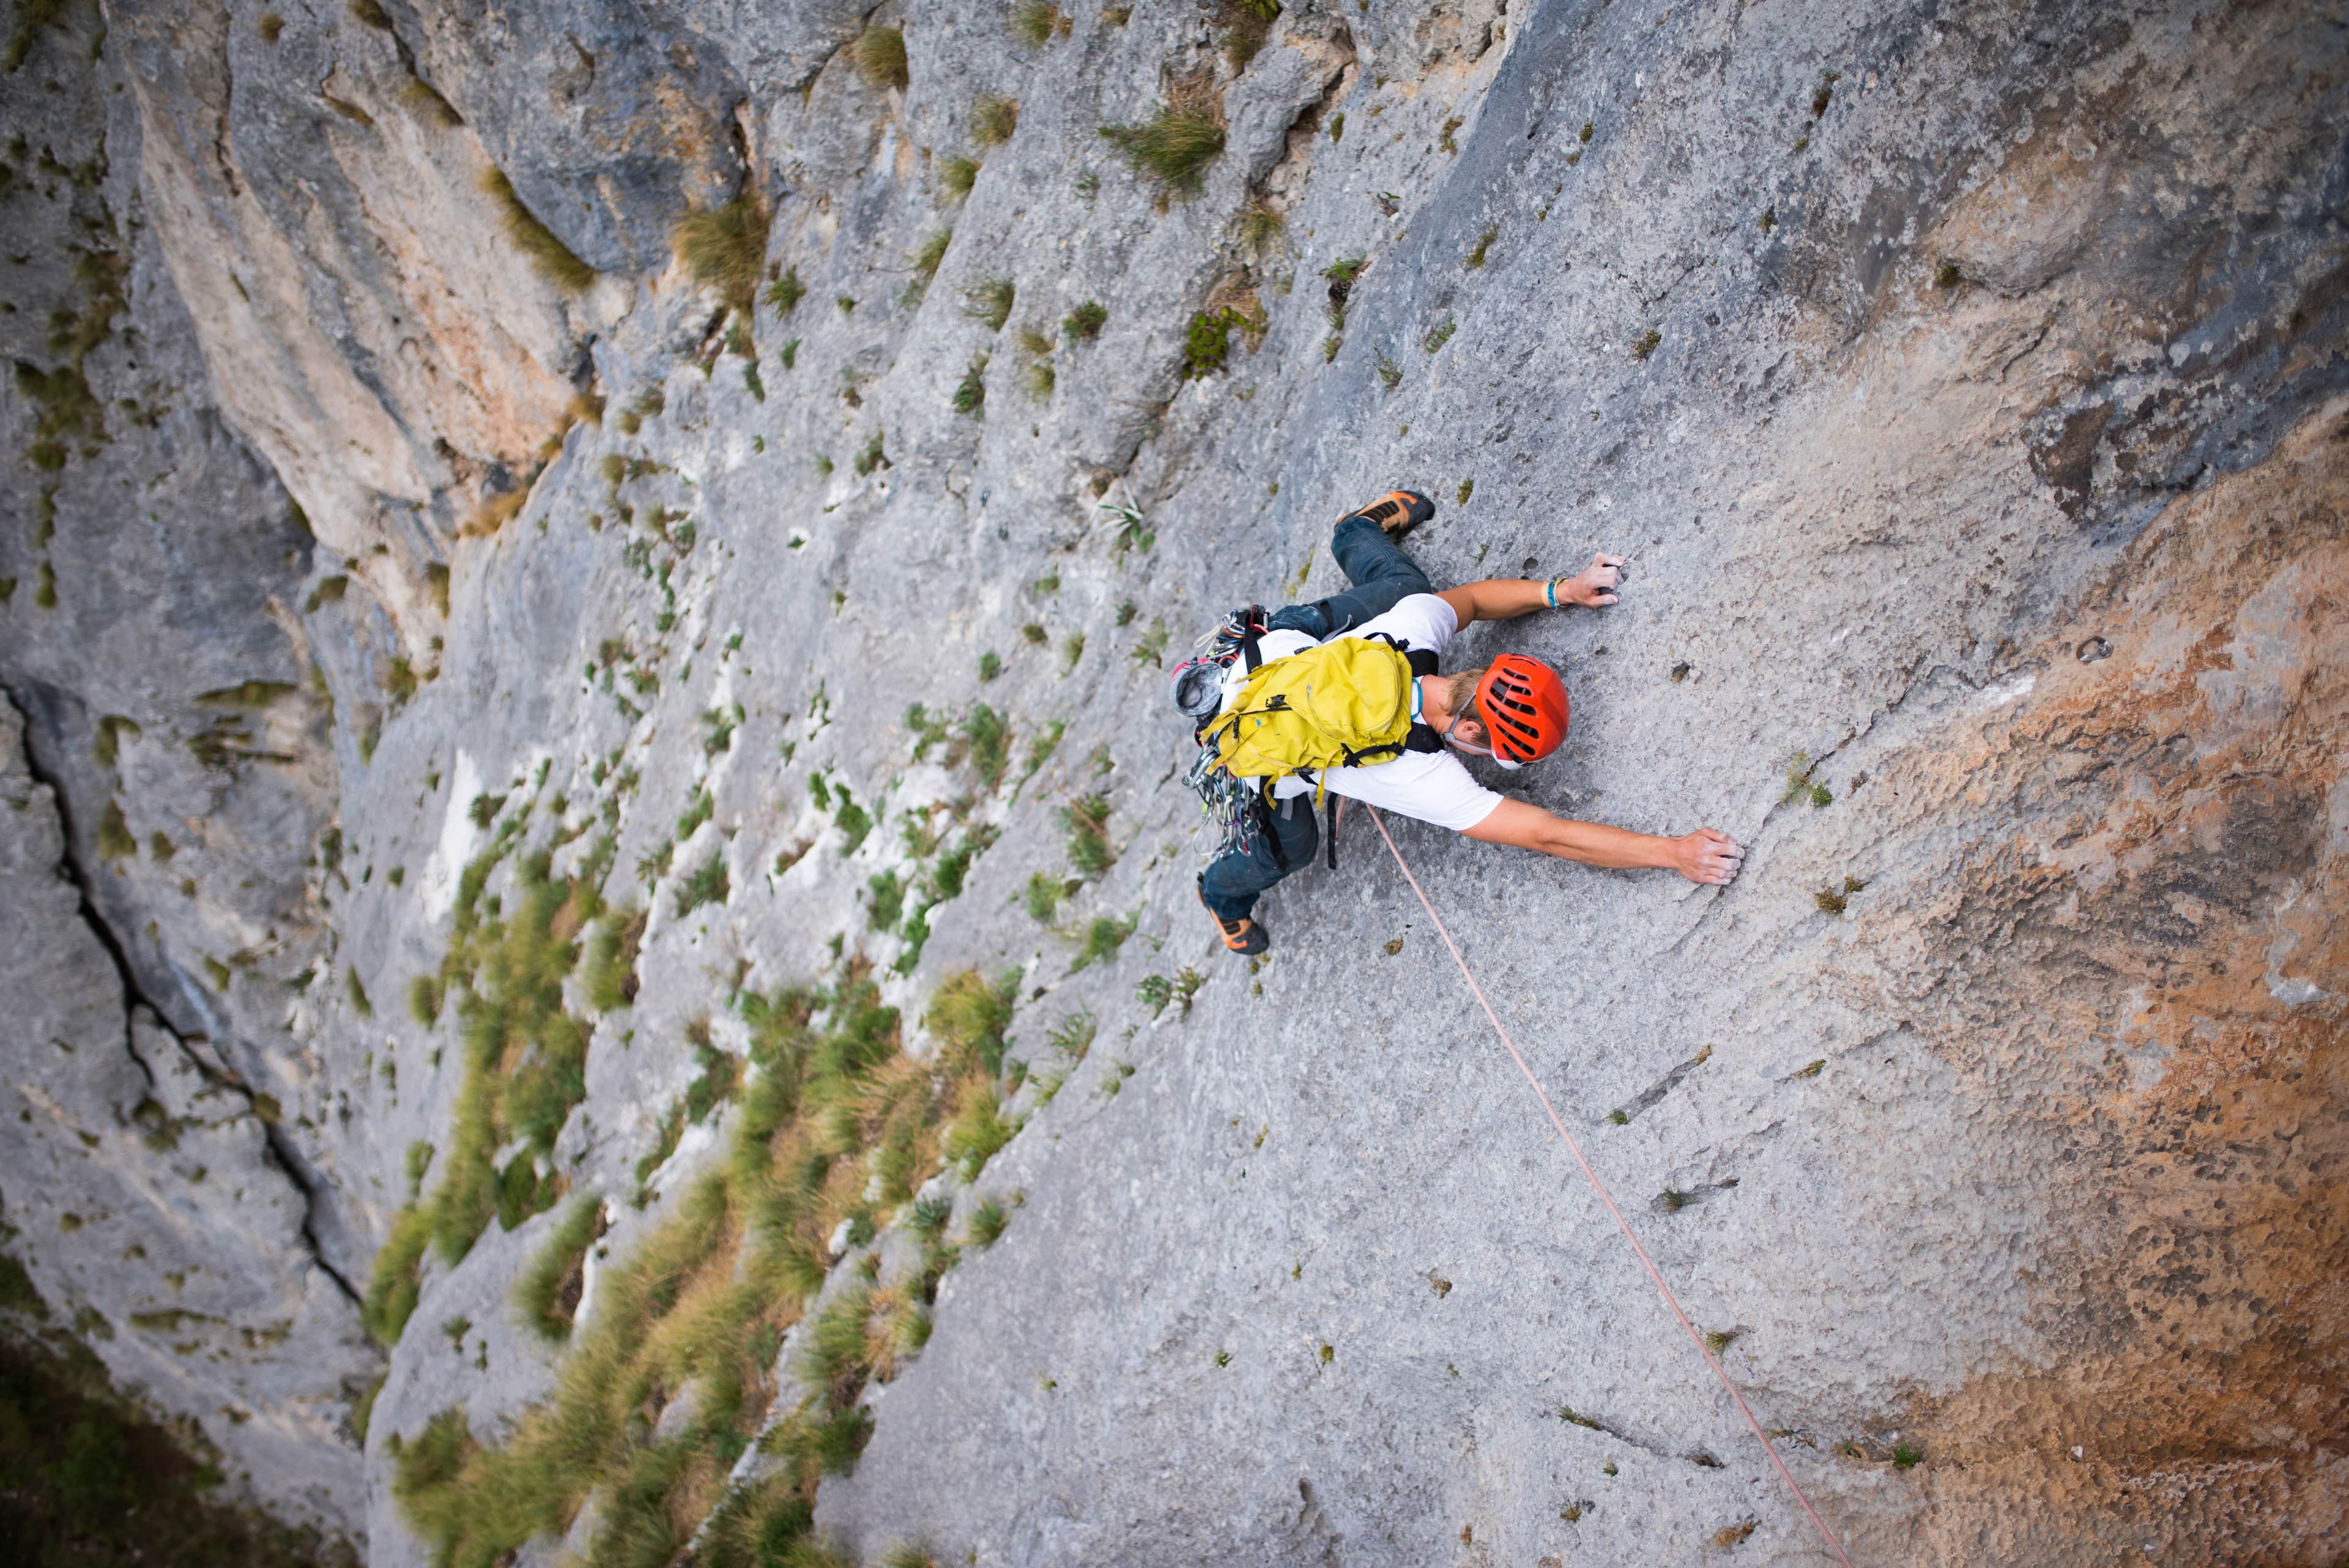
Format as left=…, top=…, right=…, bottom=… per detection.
left=1474, top=654, right=1570, bottom=765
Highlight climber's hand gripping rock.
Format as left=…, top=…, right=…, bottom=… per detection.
left=1550, top=552, right=1627, bottom=608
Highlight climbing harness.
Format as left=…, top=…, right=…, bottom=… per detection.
left=1364, top=806, right=1857, bottom=1567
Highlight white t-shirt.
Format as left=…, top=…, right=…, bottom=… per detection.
left=1217, top=593, right=1503, bottom=833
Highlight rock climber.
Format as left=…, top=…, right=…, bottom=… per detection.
left=1192, top=489, right=1746, bottom=956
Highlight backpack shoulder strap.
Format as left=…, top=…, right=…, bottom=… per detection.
left=1398, top=644, right=1442, bottom=751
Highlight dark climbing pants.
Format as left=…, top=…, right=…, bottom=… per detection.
left=1198, top=515, right=1434, bottom=922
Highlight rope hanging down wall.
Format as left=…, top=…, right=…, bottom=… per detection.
left=1364, top=806, right=1857, bottom=1566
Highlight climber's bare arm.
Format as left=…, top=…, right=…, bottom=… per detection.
left=1437, top=554, right=1625, bottom=626
left=1464, top=798, right=1745, bottom=885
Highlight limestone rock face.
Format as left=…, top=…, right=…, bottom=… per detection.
left=1, top=0, right=2343, bottom=1563
left=0, top=697, right=375, bottom=1534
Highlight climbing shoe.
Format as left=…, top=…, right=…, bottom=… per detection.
left=1344, top=488, right=1436, bottom=540
left=1198, top=879, right=1269, bottom=956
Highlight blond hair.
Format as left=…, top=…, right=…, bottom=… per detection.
left=1441, top=664, right=1487, bottom=729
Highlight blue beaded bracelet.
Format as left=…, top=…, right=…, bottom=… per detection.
left=1543, top=577, right=1559, bottom=609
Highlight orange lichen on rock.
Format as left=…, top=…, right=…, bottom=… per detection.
left=1842, top=399, right=2349, bottom=1560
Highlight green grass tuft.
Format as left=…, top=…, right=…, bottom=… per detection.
left=970, top=95, right=1019, bottom=149
left=849, top=25, right=909, bottom=89
left=967, top=1199, right=1008, bottom=1247
left=388, top=954, right=985, bottom=1562
left=1022, top=871, right=1075, bottom=923
left=962, top=276, right=1014, bottom=332
left=583, top=906, right=645, bottom=1011
left=676, top=853, right=730, bottom=917
left=962, top=704, right=1010, bottom=790
left=907, top=228, right=952, bottom=302
left=1099, top=80, right=1225, bottom=194
left=1238, top=199, right=1285, bottom=252
left=1061, top=793, right=1114, bottom=874
left=925, top=969, right=1017, bottom=1077
left=1217, top=0, right=1280, bottom=69
left=480, top=168, right=595, bottom=291
left=1009, top=1, right=1061, bottom=47
left=95, top=799, right=135, bottom=861
left=1062, top=300, right=1108, bottom=341
left=938, top=154, right=980, bottom=201
left=512, top=1197, right=601, bottom=1342
left=674, top=194, right=771, bottom=316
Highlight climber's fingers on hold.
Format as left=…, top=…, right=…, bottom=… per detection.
left=1680, top=829, right=1745, bottom=885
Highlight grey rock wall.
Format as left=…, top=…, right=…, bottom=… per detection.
left=2, top=0, right=2343, bottom=1562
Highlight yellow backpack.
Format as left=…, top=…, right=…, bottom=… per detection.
left=1202, top=634, right=1420, bottom=802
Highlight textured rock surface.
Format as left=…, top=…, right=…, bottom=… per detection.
left=1, top=0, right=2343, bottom=1562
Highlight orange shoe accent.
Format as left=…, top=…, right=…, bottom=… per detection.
left=1198, top=883, right=1269, bottom=954
left=1347, top=488, right=1436, bottom=538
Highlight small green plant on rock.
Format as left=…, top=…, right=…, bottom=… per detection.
left=1170, top=967, right=1204, bottom=1016
left=766, top=266, right=805, bottom=313
left=962, top=704, right=1011, bottom=789
left=1137, top=973, right=1173, bottom=1017
left=1783, top=751, right=1831, bottom=808
left=1046, top=1010, right=1096, bottom=1060
left=1023, top=870, right=1078, bottom=922
left=677, top=854, right=729, bottom=916
left=1063, top=300, right=1108, bottom=341
left=952, top=355, right=989, bottom=416
left=1066, top=913, right=1135, bottom=972
left=1128, top=618, right=1169, bottom=666
left=1185, top=308, right=1245, bottom=376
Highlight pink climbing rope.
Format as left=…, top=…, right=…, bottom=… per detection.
left=1364, top=806, right=1856, bottom=1566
